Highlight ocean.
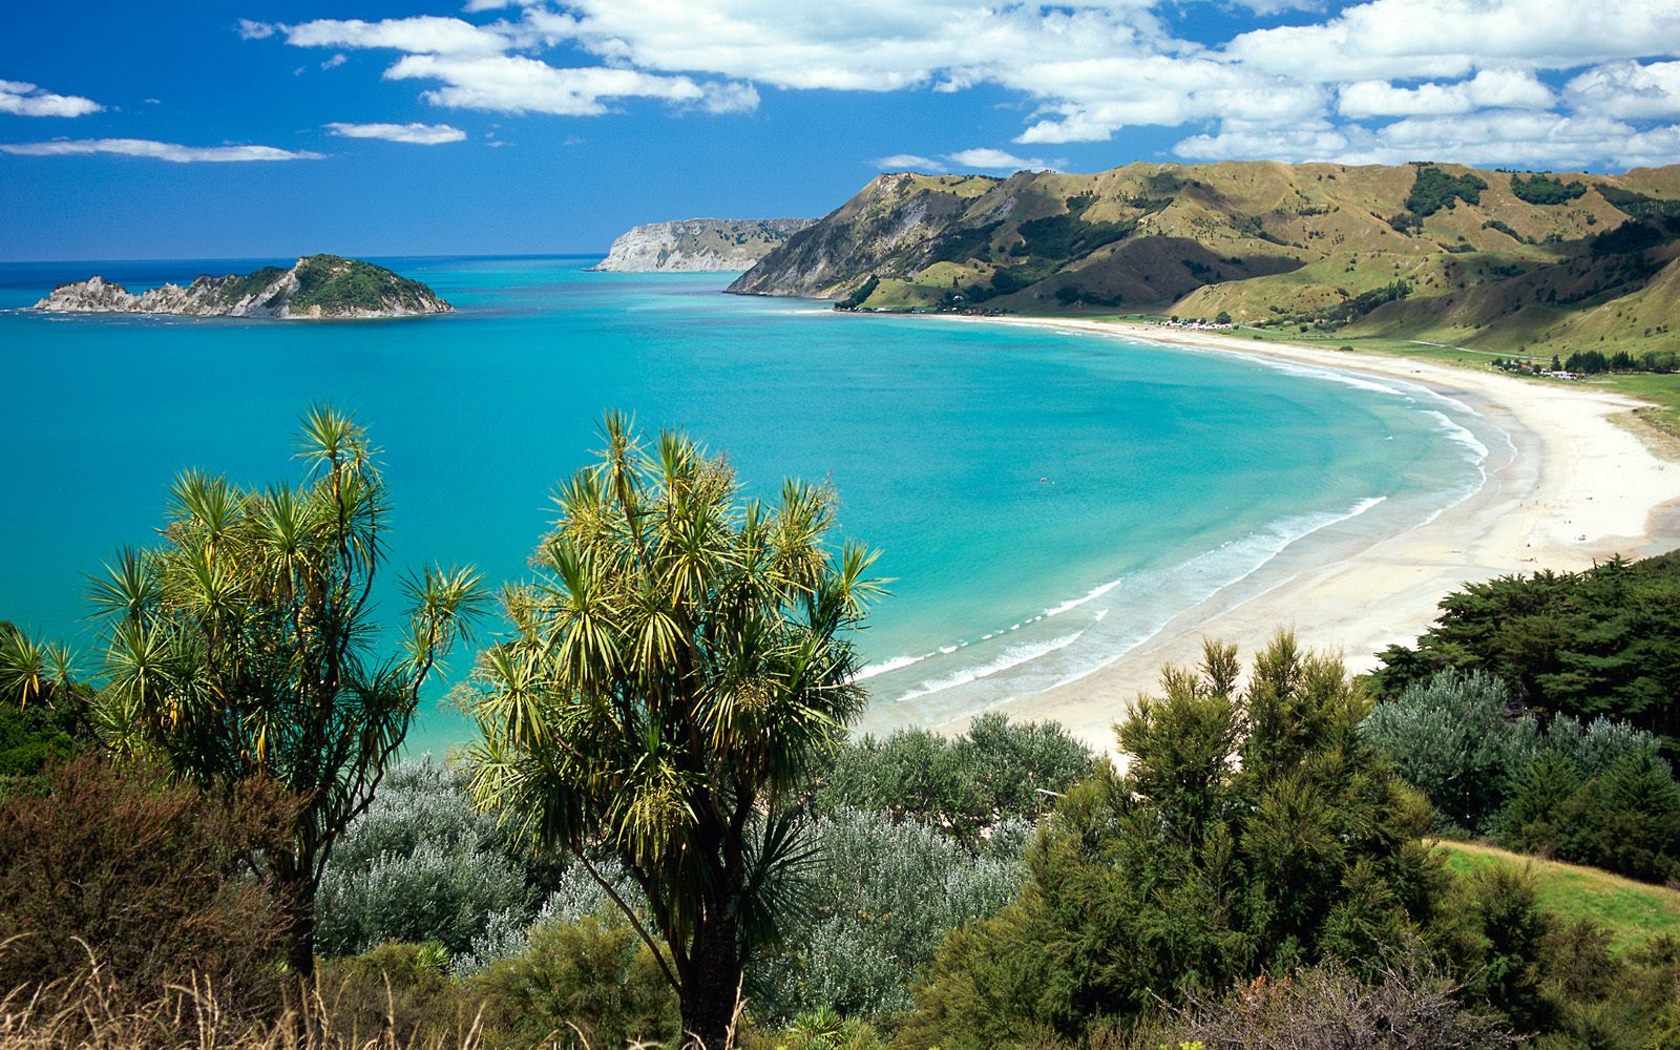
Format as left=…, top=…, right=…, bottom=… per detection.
left=0, top=255, right=1493, bottom=751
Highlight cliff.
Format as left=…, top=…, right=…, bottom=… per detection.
left=35, top=255, right=452, bottom=319
left=591, top=218, right=813, bottom=272
left=728, top=162, right=1680, bottom=357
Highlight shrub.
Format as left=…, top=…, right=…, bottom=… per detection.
left=754, top=809, right=1024, bottom=1022
left=1362, top=669, right=1540, bottom=835
left=316, top=758, right=533, bottom=959
left=896, top=637, right=1447, bottom=1047
left=1144, top=954, right=1512, bottom=1050
left=1373, top=552, right=1680, bottom=750
left=0, top=757, right=293, bottom=1015
left=814, top=713, right=1094, bottom=846
left=316, top=941, right=485, bottom=1048
left=472, top=910, right=679, bottom=1050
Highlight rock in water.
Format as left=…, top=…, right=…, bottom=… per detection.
left=590, top=218, right=814, bottom=272
left=34, top=255, right=452, bottom=319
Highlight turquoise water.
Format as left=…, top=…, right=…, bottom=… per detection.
left=0, top=256, right=1488, bottom=749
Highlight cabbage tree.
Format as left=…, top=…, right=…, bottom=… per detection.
left=89, top=406, right=484, bottom=975
left=465, top=413, right=882, bottom=1048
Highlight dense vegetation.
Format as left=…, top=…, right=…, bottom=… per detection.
left=287, top=254, right=444, bottom=313
left=1406, top=165, right=1490, bottom=216
left=7, top=417, right=1680, bottom=1050
left=1374, top=551, right=1680, bottom=748
left=1509, top=173, right=1587, bottom=206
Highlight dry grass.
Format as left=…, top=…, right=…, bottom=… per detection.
left=0, top=941, right=488, bottom=1050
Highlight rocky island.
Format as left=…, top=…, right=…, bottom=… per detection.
left=590, top=218, right=813, bottom=272
left=34, top=255, right=452, bottom=319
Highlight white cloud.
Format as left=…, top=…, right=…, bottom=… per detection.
left=1338, top=69, right=1554, bottom=119
left=876, top=153, right=944, bottom=171
left=325, top=121, right=467, bottom=144
left=248, top=0, right=1680, bottom=170
left=1566, top=60, right=1680, bottom=119
left=0, top=138, right=323, bottom=162
left=383, top=53, right=756, bottom=115
left=237, top=19, right=275, bottom=40
left=321, top=53, right=349, bottom=70
left=284, top=16, right=510, bottom=55
left=0, top=79, right=103, bottom=118
left=946, top=147, right=1049, bottom=171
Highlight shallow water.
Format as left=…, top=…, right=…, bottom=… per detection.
left=0, top=256, right=1488, bottom=750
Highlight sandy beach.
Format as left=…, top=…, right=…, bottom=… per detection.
left=914, top=316, right=1680, bottom=750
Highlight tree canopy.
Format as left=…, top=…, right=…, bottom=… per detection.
left=464, top=411, right=884, bottom=1048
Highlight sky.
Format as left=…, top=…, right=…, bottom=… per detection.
left=4, top=0, right=1680, bottom=261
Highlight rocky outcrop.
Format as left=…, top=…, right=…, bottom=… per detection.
left=591, top=218, right=813, bottom=272
left=34, top=255, right=452, bottom=319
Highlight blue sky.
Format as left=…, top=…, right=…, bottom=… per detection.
left=4, top=0, right=1680, bottom=261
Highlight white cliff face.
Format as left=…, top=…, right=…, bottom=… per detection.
left=33, top=256, right=452, bottom=319
left=591, top=218, right=813, bottom=272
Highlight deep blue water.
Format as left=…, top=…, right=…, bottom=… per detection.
left=0, top=256, right=1487, bottom=750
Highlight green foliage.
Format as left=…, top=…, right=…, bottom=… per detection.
left=1361, top=669, right=1540, bottom=835
left=473, top=910, right=680, bottom=1050
left=287, top=255, right=441, bottom=313
left=898, top=636, right=1446, bottom=1046
left=0, top=623, right=87, bottom=784
left=317, top=941, right=483, bottom=1048
left=206, top=266, right=287, bottom=306
left=1372, top=552, right=1680, bottom=750
left=317, top=758, right=534, bottom=958
left=813, top=713, right=1095, bottom=846
left=1599, top=185, right=1680, bottom=219
left=754, top=808, right=1024, bottom=1023
left=85, top=406, right=485, bottom=973
left=465, top=412, right=884, bottom=1048
left=1592, top=218, right=1672, bottom=256
left=836, top=275, right=880, bottom=310
left=0, top=756, right=294, bottom=1015
left=1014, top=196, right=1136, bottom=259
left=1406, top=166, right=1489, bottom=217
left=1509, top=174, right=1587, bottom=206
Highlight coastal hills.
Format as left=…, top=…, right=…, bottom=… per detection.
left=34, top=255, right=452, bottom=319
left=591, top=217, right=812, bottom=272
left=728, top=161, right=1680, bottom=356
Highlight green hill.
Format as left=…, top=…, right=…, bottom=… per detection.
left=728, top=161, right=1680, bottom=358
left=1438, top=840, right=1680, bottom=953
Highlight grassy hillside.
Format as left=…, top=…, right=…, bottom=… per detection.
left=1438, top=840, right=1680, bottom=953
left=731, top=160, right=1680, bottom=361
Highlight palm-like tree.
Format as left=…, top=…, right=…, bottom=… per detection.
left=89, top=406, right=485, bottom=975
left=466, top=412, right=883, bottom=1048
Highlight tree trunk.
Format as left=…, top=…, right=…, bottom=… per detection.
left=679, top=934, right=742, bottom=1049
left=283, top=873, right=317, bottom=979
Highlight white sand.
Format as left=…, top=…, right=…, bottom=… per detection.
left=906, top=316, right=1680, bottom=750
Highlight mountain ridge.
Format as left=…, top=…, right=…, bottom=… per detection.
left=591, top=217, right=813, bottom=272
left=728, top=161, right=1680, bottom=356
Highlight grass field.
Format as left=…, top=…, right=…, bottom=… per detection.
left=1436, top=840, right=1680, bottom=953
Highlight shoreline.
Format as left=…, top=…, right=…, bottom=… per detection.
left=875, top=313, right=1680, bottom=750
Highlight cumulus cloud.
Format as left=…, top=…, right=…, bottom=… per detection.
left=946, top=148, right=1050, bottom=171
left=0, top=79, right=103, bottom=118
left=243, top=0, right=1680, bottom=169
left=1566, top=60, right=1680, bottom=120
left=237, top=18, right=275, bottom=39
left=876, top=153, right=944, bottom=171
left=325, top=121, right=466, bottom=144
left=0, top=138, right=322, bottom=162
left=1338, top=69, right=1554, bottom=119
